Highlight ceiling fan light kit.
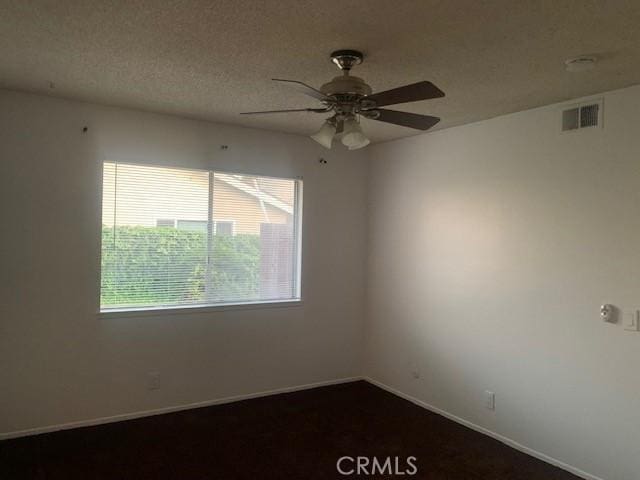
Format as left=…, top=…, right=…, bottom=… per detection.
left=241, top=50, right=445, bottom=149
left=341, top=116, right=370, bottom=150
left=310, top=120, right=337, bottom=149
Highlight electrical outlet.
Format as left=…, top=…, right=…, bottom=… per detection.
left=148, top=372, right=160, bottom=390
left=484, top=390, right=495, bottom=410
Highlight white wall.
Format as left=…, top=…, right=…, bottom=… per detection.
left=0, top=90, right=368, bottom=435
left=365, top=85, right=640, bottom=480
left=4, top=83, right=640, bottom=479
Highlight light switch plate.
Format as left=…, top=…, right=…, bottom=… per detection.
left=148, top=371, right=160, bottom=390
left=624, top=310, right=640, bottom=332
left=484, top=390, right=495, bottom=410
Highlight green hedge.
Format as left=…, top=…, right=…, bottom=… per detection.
left=101, top=226, right=260, bottom=308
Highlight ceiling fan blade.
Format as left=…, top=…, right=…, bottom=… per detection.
left=367, top=81, right=444, bottom=107
left=272, top=78, right=329, bottom=101
left=371, top=109, right=440, bottom=130
left=240, top=108, right=328, bottom=115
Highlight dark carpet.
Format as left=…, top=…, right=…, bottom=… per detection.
left=1, top=381, right=580, bottom=479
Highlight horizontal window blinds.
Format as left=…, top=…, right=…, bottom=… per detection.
left=101, top=162, right=301, bottom=311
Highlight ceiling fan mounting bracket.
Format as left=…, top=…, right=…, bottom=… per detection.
left=330, top=50, right=364, bottom=72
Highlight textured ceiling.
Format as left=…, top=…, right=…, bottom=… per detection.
left=2, top=0, right=640, bottom=143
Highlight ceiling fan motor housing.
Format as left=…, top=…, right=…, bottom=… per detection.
left=320, top=75, right=372, bottom=97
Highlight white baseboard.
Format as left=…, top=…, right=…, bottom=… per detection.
left=363, top=377, right=603, bottom=480
left=0, top=376, right=363, bottom=441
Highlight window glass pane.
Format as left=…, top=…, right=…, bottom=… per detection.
left=214, top=221, right=234, bottom=236
left=101, top=163, right=209, bottom=310
left=211, top=173, right=297, bottom=303
left=100, top=163, right=301, bottom=311
left=176, top=220, right=208, bottom=232
left=156, top=219, right=176, bottom=228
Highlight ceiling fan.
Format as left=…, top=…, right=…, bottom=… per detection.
left=241, top=50, right=445, bottom=150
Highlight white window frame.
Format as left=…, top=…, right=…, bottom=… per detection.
left=98, top=162, right=303, bottom=317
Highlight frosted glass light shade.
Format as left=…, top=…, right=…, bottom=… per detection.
left=348, top=137, right=370, bottom=150
left=341, top=117, right=369, bottom=149
left=311, top=121, right=336, bottom=149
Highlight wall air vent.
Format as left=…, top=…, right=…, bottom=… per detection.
left=562, top=107, right=579, bottom=131
left=561, top=99, right=602, bottom=132
left=580, top=103, right=599, bottom=128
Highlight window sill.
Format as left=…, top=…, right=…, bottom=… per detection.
left=98, top=299, right=303, bottom=319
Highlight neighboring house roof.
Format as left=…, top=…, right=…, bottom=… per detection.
left=216, top=173, right=293, bottom=215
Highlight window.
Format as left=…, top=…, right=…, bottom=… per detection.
left=100, top=162, right=302, bottom=312
left=156, top=219, right=176, bottom=228
left=176, top=219, right=207, bottom=232
left=155, top=219, right=234, bottom=235
left=214, top=220, right=234, bottom=236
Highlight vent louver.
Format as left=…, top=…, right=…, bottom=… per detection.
left=562, top=108, right=579, bottom=131
left=580, top=104, right=599, bottom=128
left=561, top=100, right=602, bottom=131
